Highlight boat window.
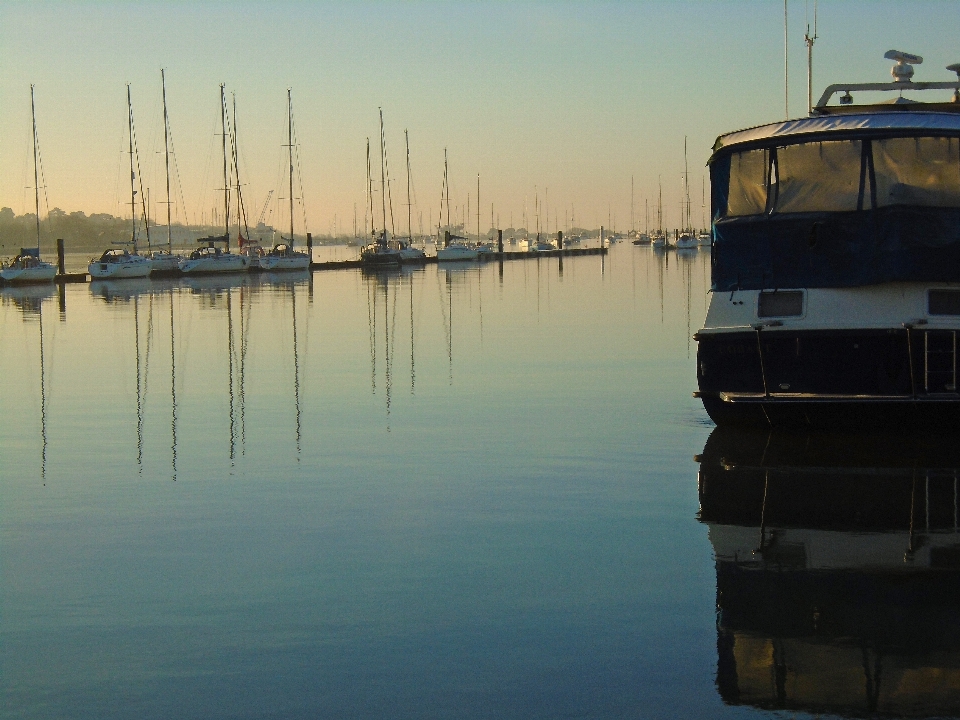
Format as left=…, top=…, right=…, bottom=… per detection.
left=758, top=290, right=803, bottom=317
left=873, top=137, right=960, bottom=208
left=726, top=149, right=769, bottom=216
left=774, top=140, right=862, bottom=213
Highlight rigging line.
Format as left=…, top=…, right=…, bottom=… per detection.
left=131, top=88, right=153, bottom=251
left=228, top=93, right=249, bottom=239
left=290, top=95, right=310, bottom=236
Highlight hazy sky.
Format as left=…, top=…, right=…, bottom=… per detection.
left=2, top=1, right=959, bottom=236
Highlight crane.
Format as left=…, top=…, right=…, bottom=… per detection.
left=256, top=189, right=274, bottom=227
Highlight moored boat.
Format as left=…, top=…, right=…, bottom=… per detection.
left=259, top=242, right=310, bottom=271
left=90, top=84, right=151, bottom=280
left=89, top=248, right=152, bottom=279
left=260, top=89, right=312, bottom=273
left=696, top=51, right=960, bottom=429
left=1, top=249, right=56, bottom=285
left=3, top=87, right=56, bottom=286
left=179, top=237, right=249, bottom=274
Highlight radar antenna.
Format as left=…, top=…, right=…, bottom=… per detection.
left=884, top=50, right=923, bottom=83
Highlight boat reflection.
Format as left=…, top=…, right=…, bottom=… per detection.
left=698, top=428, right=960, bottom=717
left=1, top=282, right=56, bottom=316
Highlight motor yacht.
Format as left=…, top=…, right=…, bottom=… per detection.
left=696, top=51, right=960, bottom=428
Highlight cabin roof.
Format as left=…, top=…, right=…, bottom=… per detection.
left=712, top=111, right=960, bottom=158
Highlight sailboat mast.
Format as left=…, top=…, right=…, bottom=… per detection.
left=288, top=88, right=295, bottom=246
left=684, top=135, right=690, bottom=232
left=379, top=108, right=387, bottom=238
left=658, top=177, right=663, bottom=234
left=127, top=84, right=138, bottom=252
left=366, top=138, right=374, bottom=235
left=405, top=129, right=412, bottom=241
left=477, top=174, right=480, bottom=242
left=30, top=85, right=41, bottom=254
left=220, top=84, right=230, bottom=250
left=631, top=175, right=635, bottom=233
left=233, top=93, right=250, bottom=244
left=444, top=148, right=450, bottom=235
left=162, top=70, right=173, bottom=253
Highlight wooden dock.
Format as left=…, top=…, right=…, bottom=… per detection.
left=0, top=246, right=606, bottom=286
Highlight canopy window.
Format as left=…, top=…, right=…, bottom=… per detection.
left=726, top=148, right=769, bottom=217
left=773, top=140, right=862, bottom=213
left=872, top=137, right=960, bottom=208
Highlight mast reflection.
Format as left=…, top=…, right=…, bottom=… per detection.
left=698, top=428, right=960, bottom=717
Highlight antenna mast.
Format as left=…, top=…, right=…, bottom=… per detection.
left=805, top=0, right=818, bottom=114
left=784, top=0, right=790, bottom=119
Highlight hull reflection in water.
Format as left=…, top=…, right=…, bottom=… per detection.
left=699, top=428, right=960, bottom=718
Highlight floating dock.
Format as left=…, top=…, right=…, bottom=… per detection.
left=1, top=246, right=607, bottom=286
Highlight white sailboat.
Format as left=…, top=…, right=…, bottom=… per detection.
left=651, top=179, right=668, bottom=248
left=149, top=69, right=184, bottom=275
left=2, top=86, right=58, bottom=286
left=260, top=89, right=310, bottom=271
left=361, top=114, right=402, bottom=266
left=180, top=85, right=250, bottom=275
left=90, top=85, right=152, bottom=279
left=675, top=137, right=698, bottom=250
left=395, top=129, right=426, bottom=263
left=436, top=151, right=478, bottom=261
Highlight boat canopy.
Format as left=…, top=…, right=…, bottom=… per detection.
left=709, top=115, right=960, bottom=291
left=711, top=112, right=960, bottom=157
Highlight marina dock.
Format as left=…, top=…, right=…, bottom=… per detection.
left=5, top=245, right=608, bottom=286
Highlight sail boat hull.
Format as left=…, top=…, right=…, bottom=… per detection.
left=88, top=255, right=152, bottom=279
left=179, top=253, right=249, bottom=274
left=0, top=262, right=56, bottom=284
left=258, top=254, right=310, bottom=271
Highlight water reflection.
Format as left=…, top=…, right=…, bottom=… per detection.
left=699, top=428, right=960, bottom=718
left=1, top=283, right=56, bottom=316
left=364, top=266, right=425, bottom=425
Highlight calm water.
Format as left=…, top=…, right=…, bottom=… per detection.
left=3, top=245, right=959, bottom=719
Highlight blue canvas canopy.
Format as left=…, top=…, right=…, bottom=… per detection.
left=709, top=112, right=960, bottom=291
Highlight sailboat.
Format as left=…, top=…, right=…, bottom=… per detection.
left=651, top=179, right=667, bottom=248
left=180, top=85, right=250, bottom=275
left=675, top=137, right=698, bottom=250
left=360, top=111, right=402, bottom=266
left=697, top=176, right=711, bottom=246
left=260, top=89, right=311, bottom=271
left=395, top=129, right=426, bottom=263
left=148, top=70, right=184, bottom=276
left=436, top=149, right=478, bottom=261
left=90, top=85, right=153, bottom=279
left=1, top=86, right=56, bottom=285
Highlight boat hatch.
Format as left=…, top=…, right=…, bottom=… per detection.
left=757, top=291, right=803, bottom=318
left=929, top=289, right=960, bottom=315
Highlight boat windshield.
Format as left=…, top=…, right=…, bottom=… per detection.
left=721, top=136, right=960, bottom=216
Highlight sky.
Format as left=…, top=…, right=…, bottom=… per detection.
left=2, top=0, right=959, bottom=237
